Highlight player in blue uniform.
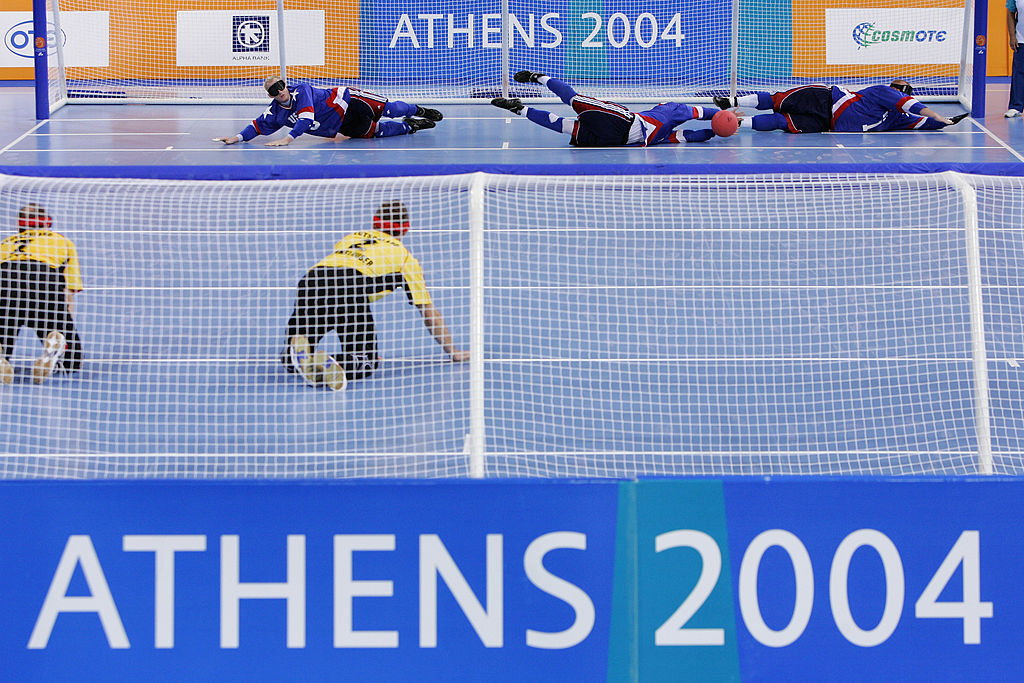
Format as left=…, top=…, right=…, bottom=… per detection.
left=491, top=70, right=719, bottom=146
left=215, top=76, right=444, bottom=146
left=713, top=80, right=967, bottom=133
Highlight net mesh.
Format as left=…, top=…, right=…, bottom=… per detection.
left=0, top=171, right=1020, bottom=478
left=43, top=0, right=975, bottom=107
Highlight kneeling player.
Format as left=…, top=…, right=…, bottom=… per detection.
left=281, top=201, right=468, bottom=391
left=0, top=203, right=83, bottom=385
left=491, top=70, right=721, bottom=146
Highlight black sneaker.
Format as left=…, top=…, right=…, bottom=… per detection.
left=405, top=117, right=436, bottom=133
left=949, top=113, right=969, bottom=124
left=491, top=97, right=524, bottom=114
left=415, top=105, right=444, bottom=121
left=713, top=96, right=735, bottom=110
left=513, top=70, right=545, bottom=84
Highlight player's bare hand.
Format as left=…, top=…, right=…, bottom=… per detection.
left=265, top=137, right=293, bottom=147
left=450, top=349, right=470, bottom=363
left=213, top=136, right=240, bottom=145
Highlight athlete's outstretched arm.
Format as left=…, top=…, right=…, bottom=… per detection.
left=417, top=302, right=469, bottom=361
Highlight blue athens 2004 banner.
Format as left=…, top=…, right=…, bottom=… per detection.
left=359, top=0, right=736, bottom=86
left=1, top=479, right=1020, bottom=681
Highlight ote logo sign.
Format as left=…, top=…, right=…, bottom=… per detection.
left=232, top=15, right=270, bottom=53
left=5, top=20, right=64, bottom=59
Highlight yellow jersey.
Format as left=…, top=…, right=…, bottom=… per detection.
left=314, top=230, right=431, bottom=306
left=0, top=229, right=83, bottom=291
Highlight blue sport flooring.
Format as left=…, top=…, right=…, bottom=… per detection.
left=0, top=84, right=1022, bottom=476
left=2, top=85, right=1024, bottom=174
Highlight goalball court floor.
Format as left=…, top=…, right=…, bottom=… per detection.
left=0, top=84, right=1022, bottom=473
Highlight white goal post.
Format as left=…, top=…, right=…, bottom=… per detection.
left=0, top=171, right=1021, bottom=479
left=33, top=0, right=986, bottom=116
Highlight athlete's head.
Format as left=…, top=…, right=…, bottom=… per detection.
left=890, top=79, right=914, bottom=96
left=264, top=75, right=290, bottom=103
left=373, top=201, right=411, bottom=237
left=17, top=203, right=52, bottom=232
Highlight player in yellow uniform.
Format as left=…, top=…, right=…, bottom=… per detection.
left=0, top=203, right=83, bottom=385
left=283, top=201, right=468, bottom=391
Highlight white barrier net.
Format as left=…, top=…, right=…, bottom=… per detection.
left=0, top=172, right=1020, bottom=478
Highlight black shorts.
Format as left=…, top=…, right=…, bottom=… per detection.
left=339, top=91, right=389, bottom=139
left=771, top=85, right=832, bottom=134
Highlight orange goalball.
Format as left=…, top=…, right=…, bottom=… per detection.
left=711, top=109, right=739, bottom=137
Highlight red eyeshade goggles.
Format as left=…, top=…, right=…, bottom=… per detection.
left=18, top=216, right=52, bottom=229
left=373, top=218, right=410, bottom=236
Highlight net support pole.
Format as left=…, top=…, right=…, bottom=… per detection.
left=276, top=0, right=287, bottom=80
left=729, top=0, right=739, bottom=99
left=967, top=0, right=987, bottom=116
left=501, top=0, right=510, bottom=98
left=468, top=172, right=486, bottom=478
left=947, top=171, right=994, bottom=474
left=32, top=0, right=49, bottom=119
left=51, top=0, right=68, bottom=107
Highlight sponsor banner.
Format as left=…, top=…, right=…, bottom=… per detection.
left=793, top=0, right=962, bottom=79
left=1, top=479, right=1022, bottom=680
left=826, top=8, right=963, bottom=65
left=0, top=481, right=618, bottom=681
left=0, top=11, right=109, bottom=68
left=175, top=10, right=325, bottom=67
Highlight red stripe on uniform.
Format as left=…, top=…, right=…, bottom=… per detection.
left=570, top=96, right=632, bottom=121
left=773, top=85, right=819, bottom=111
left=831, top=93, right=861, bottom=128
left=326, top=87, right=347, bottom=118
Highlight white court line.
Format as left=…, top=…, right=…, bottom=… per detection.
left=5, top=356, right=980, bottom=363
left=0, top=119, right=47, bottom=156
left=967, top=118, right=1024, bottom=163
left=31, top=132, right=189, bottom=136
left=0, top=144, right=1005, bottom=153
left=79, top=284, right=968, bottom=292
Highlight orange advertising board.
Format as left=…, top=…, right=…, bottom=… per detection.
left=2, top=0, right=359, bottom=81
left=793, top=0, right=964, bottom=78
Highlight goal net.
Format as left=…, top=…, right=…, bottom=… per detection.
left=36, top=0, right=981, bottom=113
left=0, top=171, right=1020, bottom=479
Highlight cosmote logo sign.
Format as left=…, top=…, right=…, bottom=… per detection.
left=851, top=21, right=948, bottom=49
left=4, top=20, right=65, bottom=59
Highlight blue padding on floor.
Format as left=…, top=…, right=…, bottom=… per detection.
left=5, top=162, right=1024, bottom=179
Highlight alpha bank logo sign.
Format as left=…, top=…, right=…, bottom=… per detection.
left=232, top=15, right=270, bottom=56
left=826, top=8, right=962, bottom=65
left=176, top=10, right=324, bottom=67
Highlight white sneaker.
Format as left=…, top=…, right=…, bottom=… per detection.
left=32, top=331, right=66, bottom=384
left=289, top=335, right=316, bottom=386
left=1005, top=109, right=1021, bottom=118
left=322, top=356, right=348, bottom=392
left=0, top=345, right=12, bottom=385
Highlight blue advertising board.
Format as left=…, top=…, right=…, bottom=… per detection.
left=0, top=478, right=1020, bottom=681
left=359, top=0, right=733, bottom=87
